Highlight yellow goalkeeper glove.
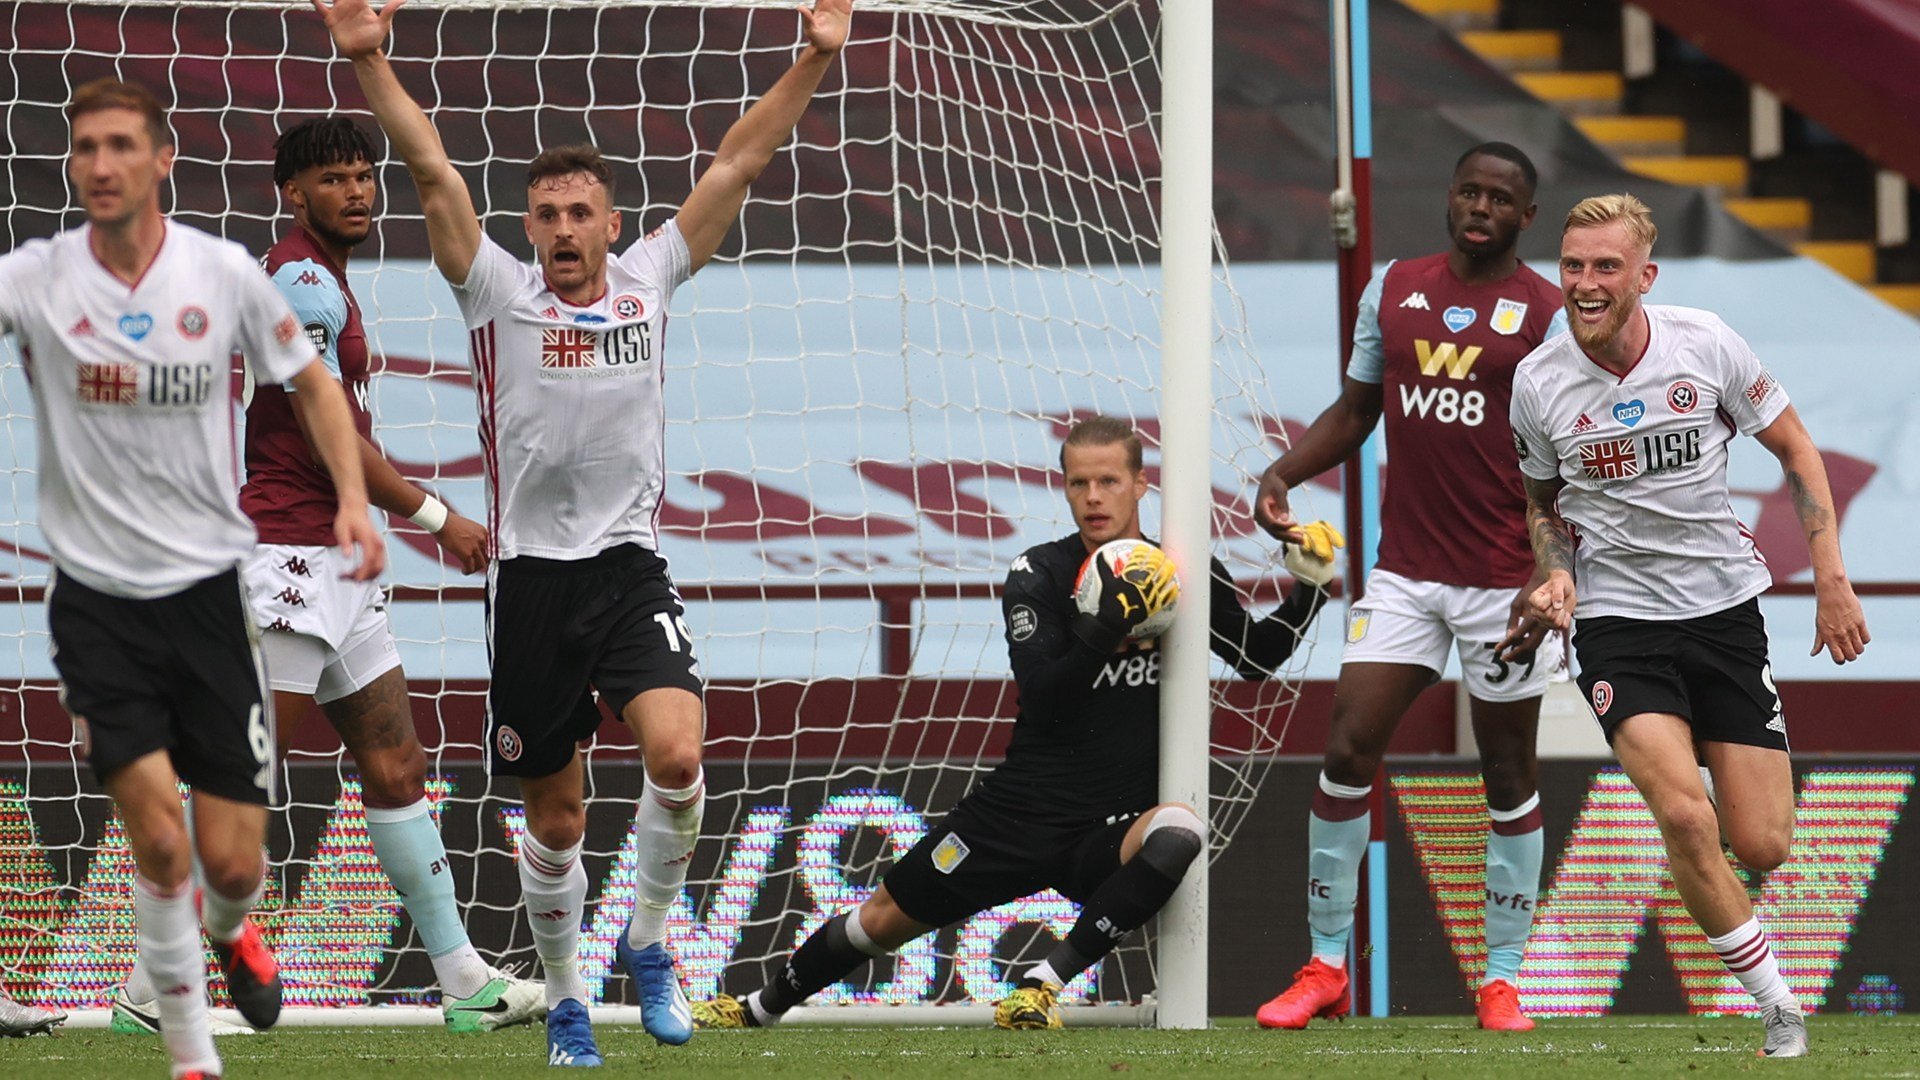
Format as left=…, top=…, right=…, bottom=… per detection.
left=1284, top=520, right=1345, bottom=587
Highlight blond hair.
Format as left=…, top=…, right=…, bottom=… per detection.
left=1564, top=193, right=1657, bottom=252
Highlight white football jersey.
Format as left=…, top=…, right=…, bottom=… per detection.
left=1510, top=304, right=1787, bottom=620
left=0, top=223, right=316, bottom=598
left=453, top=221, right=691, bottom=561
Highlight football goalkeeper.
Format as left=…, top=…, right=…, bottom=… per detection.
left=692, top=416, right=1338, bottom=1030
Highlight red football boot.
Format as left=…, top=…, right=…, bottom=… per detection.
left=1255, top=959, right=1350, bottom=1029
left=1475, top=979, right=1535, bottom=1032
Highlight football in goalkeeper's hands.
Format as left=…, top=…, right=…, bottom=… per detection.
left=1073, top=538, right=1180, bottom=640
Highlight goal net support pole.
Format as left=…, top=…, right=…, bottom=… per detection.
left=1329, top=0, right=1385, bottom=1019
left=1154, top=0, right=1214, bottom=1032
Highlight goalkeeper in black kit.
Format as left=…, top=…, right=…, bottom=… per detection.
left=692, top=416, right=1339, bottom=1030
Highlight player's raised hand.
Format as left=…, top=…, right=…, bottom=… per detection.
left=311, top=0, right=405, bottom=60
left=799, top=0, right=852, bottom=55
left=1811, top=580, right=1869, bottom=664
left=335, top=506, right=389, bottom=582
left=1524, top=569, right=1576, bottom=632
left=1253, top=466, right=1306, bottom=545
left=435, top=510, right=490, bottom=576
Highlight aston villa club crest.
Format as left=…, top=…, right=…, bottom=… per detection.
left=1490, top=298, right=1527, bottom=336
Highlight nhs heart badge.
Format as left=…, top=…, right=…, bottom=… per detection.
left=118, top=313, right=154, bottom=341
left=1613, top=399, right=1646, bottom=427
left=1442, top=306, right=1477, bottom=333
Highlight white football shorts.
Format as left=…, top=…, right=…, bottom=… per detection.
left=1341, top=567, right=1562, bottom=703
left=244, top=543, right=400, bottom=704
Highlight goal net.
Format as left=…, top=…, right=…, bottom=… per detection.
left=0, top=0, right=1322, bottom=1018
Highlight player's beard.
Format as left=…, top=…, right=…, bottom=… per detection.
left=1568, top=293, right=1636, bottom=351
left=310, top=215, right=370, bottom=253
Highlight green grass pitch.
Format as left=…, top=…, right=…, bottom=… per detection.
left=5, top=1016, right=1919, bottom=1078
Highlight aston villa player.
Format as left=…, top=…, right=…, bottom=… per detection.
left=1252, top=143, right=1567, bottom=1031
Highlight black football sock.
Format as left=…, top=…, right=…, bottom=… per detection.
left=1028, top=825, right=1204, bottom=988
left=758, top=912, right=882, bottom=1016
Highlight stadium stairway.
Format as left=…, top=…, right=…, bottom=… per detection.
left=1402, top=0, right=1920, bottom=320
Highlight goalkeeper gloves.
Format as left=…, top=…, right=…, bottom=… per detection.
left=1074, top=540, right=1179, bottom=647
left=1283, top=520, right=1345, bottom=588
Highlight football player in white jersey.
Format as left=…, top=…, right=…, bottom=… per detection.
left=310, top=0, right=852, bottom=1064
left=0, top=79, right=383, bottom=1079
left=1505, top=194, right=1869, bottom=1059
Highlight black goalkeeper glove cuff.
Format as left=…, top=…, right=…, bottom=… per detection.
left=1070, top=611, right=1128, bottom=655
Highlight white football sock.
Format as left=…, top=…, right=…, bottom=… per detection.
left=136, top=876, right=220, bottom=1079
left=519, top=832, right=588, bottom=1008
left=201, top=865, right=264, bottom=945
left=624, top=769, right=704, bottom=950
left=1709, top=918, right=1796, bottom=1009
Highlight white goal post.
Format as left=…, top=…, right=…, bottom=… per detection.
left=0, top=0, right=1313, bottom=1028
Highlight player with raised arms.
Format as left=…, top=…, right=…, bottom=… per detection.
left=690, top=417, right=1340, bottom=1030
left=310, top=0, right=851, bottom=1063
left=0, top=78, right=383, bottom=1078
left=1252, top=142, right=1566, bottom=1032
left=107, top=115, right=543, bottom=1038
left=1504, top=194, right=1868, bottom=1058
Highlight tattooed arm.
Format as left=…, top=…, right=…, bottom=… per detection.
left=1754, top=405, right=1869, bottom=664
left=1495, top=473, right=1576, bottom=660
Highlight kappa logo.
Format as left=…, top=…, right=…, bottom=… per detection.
left=1591, top=680, right=1614, bottom=716
left=496, top=725, right=523, bottom=762
left=279, top=555, right=313, bottom=578
left=274, top=587, right=307, bottom=607
left=265, top=617, right=295, bottom=633
left=294, top=270, right=323, bottom=287
left=1010, top=555, right=1033, bottom=574
left=1399, top=292, right=1431, bottom=310
left=1667, top=380, right=1699, bottom=415
left=68, top=316, right=96, bottom=338
left=1571, top=412, right=1597, bottom=436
